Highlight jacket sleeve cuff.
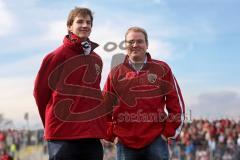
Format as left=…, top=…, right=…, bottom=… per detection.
left=162, top=126, right=176, bottom=140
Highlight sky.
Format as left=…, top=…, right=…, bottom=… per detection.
left=0, top=0, right=240, bottom=129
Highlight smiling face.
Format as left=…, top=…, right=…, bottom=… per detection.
left=67, top=8, right=93, bottom=40
left=68, top=14, right=92, bottom=41
left=125, top=31, right=148, bottom=63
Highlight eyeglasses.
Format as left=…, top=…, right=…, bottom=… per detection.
left=125, top=39, right=145, bottom=45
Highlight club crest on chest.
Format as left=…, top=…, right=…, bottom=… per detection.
left=147, top=73, right=157, bottom=83
left=95, top=64, right=101, bottom=75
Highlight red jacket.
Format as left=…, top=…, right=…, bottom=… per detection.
left=104, top=53, right=185, bottom=148
left=34, top=34, right=107, bottom=140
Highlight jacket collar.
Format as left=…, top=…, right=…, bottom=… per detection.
left=123, top=52, right=152, bottom=64
left=63, top=33, right=99, bottom=53
left=122, top=52, right=152, bottom=71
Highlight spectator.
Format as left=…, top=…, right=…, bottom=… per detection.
left=0, top=149, right=13, bottom=160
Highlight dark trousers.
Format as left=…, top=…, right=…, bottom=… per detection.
left=117, top=136, right=169, bottom=160
left=47, top=139, right=103, bottom=160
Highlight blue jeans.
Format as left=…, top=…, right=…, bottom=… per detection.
left=117, top=136, right=169, bottom=160
left=47, top=139, right=103, bottom=160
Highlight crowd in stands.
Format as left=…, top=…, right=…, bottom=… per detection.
left=0, top=129, right=44, bottom=160
left=170, top=119, right=240, bottom=160
left=1, top=119, right=240, bottom=160
left=102, top=119, right=240, bottom=160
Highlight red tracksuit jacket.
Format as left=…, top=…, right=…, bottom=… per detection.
left=104, top=53, right=185, bottom=148
left=34, top=34, right=107, bottom=140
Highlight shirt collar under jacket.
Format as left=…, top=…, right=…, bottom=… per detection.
left=124, top=52, right=151, bottom=72
left=128, top=55, right=147, bottom=72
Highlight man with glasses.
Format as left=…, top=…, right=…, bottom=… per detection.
left=104, top=26, right=185, bottom=160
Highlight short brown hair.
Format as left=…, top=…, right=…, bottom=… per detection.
left=67, top=7, right=93, bottom=28
left=125, top=26, right=148, bottom=45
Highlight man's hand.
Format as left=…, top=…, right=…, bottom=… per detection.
left=161, top=134, right=168, bottom=142
left=113, top=137, right=119, bottom=144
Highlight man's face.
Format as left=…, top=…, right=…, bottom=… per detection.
left=68, top=14, right=92, bottom=40
left=125, top=31, right=148, bottom=62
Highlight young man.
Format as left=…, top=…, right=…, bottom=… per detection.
left=104, top=27, right=185, bottom=160
left=34, top=7, right=106, bottom=160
